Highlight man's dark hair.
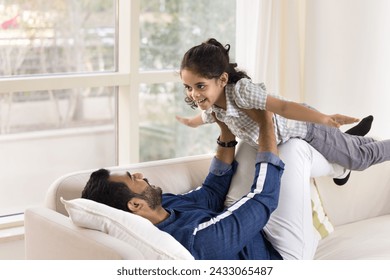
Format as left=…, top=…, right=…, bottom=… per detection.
left=81, top=168, right=136, bottom=212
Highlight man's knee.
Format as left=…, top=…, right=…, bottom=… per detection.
left=278, top=139, right=312, bottom=165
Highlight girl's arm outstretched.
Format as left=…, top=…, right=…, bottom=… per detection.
left=176, top=113, right=204, bottom=128
left=266, top=95, right=358, bottom=128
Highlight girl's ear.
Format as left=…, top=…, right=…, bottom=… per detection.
left=219, top=72, right=228, bottom=87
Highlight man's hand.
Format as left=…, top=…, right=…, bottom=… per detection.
left=242, top=108, right=270, bottom=124
left=243, top=109, right=278, bottom=156
left=212, top=113, right=235, bottom=141
left=212, top=112, right=236, bottom=164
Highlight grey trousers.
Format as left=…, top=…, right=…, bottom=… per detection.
left=304, top=123, right=390, bottom=171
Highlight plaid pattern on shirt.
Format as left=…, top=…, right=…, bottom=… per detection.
left=201, top=78, right=308, bottom=147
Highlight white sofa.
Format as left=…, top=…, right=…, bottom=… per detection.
left=24, top=140, right=390, bottom=259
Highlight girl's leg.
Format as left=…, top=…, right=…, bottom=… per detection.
left=306, top=124, right=390, bottom=171
left=263, top=139, right=344, bottom=259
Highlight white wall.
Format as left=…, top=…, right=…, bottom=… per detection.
left=304, top=0, right=390, bottom=139
left=237, top=0, right=390, bottom=139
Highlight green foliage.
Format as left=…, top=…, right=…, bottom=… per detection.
left=140, top=0, right=236, bottom=70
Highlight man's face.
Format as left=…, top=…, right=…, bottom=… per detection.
left=109, top=171, right=163, bottom=209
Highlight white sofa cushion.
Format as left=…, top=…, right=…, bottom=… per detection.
left=315, top=214, right=390, bottom=259
left=61, top=197, right=194, bottom=260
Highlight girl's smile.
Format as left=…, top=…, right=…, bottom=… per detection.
left=181, top=69, right=227, bottom=110
left=196, top=97, right=207, bottom=105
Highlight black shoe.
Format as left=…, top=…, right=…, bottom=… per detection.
left=333, top=171, right=351, bottom=186
left=344, top=115, right=373, bottom=136
left=332, top=115, right=373, bottom=186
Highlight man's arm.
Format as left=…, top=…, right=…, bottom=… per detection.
left=243, top=109, right=277, bottom=155
left=190, top=110, right=286, bottom=260
left=170, top=114, right=237, bottom=211
left=214, top=115, right=236, bottom=165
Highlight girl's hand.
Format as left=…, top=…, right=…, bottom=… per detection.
left=175, top=114, right=203, bottom=128
left=326, top=114, right=359, bottom=128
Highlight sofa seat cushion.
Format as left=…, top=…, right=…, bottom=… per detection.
left=315, top=214, right=390, bottom=259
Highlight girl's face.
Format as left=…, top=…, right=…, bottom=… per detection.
left=181, top=69, right=227, bottom=110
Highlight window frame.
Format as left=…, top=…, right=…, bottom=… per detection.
left=0, top=0, right=181, bottom=165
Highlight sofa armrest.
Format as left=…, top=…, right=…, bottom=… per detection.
left=25, top=207, right=144, bottom=259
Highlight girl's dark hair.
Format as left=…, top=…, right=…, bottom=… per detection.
left=180, top=38, right=250, bottom=108
left=81, top=168, right=136, bottom=212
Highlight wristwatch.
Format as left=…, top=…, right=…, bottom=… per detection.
left=217, top=136, right=238, bottom=147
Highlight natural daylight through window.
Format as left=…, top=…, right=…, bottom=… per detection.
left=0, top=0, right=236, bottom=217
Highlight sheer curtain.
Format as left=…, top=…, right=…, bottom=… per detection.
left=236, top=0, right=306, bottom=102
left=237, top=0, right=390, bottom=139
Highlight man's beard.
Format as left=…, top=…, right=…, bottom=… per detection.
left=140, top=185, right=163, bottom=210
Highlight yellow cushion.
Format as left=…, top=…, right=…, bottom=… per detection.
left=311, top=179, right=334, bottom=239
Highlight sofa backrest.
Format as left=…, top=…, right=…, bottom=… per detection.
left=46, top=139, right=390, bottom=227
left=45, top=154, right=213, bottom=216
left=315, top=160, right=390, bottom=226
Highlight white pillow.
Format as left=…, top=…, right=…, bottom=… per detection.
left=61, top=197, right=194, bottom=260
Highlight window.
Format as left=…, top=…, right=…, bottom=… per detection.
left=0, top=0, right=115, bottom=76
left=139, top=0, right=236, bottom=71
left=0, top=0, right=236, bottom=216
left=139, top=82, right=221, bottom=161
left=0, top=87, right=116, bottom=215
left=138, top=0, right=236, bottom=161
left=0, top=0, right=117, bottom=216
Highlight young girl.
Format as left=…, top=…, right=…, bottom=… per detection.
left=177, top=38, right=386, bottom=186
